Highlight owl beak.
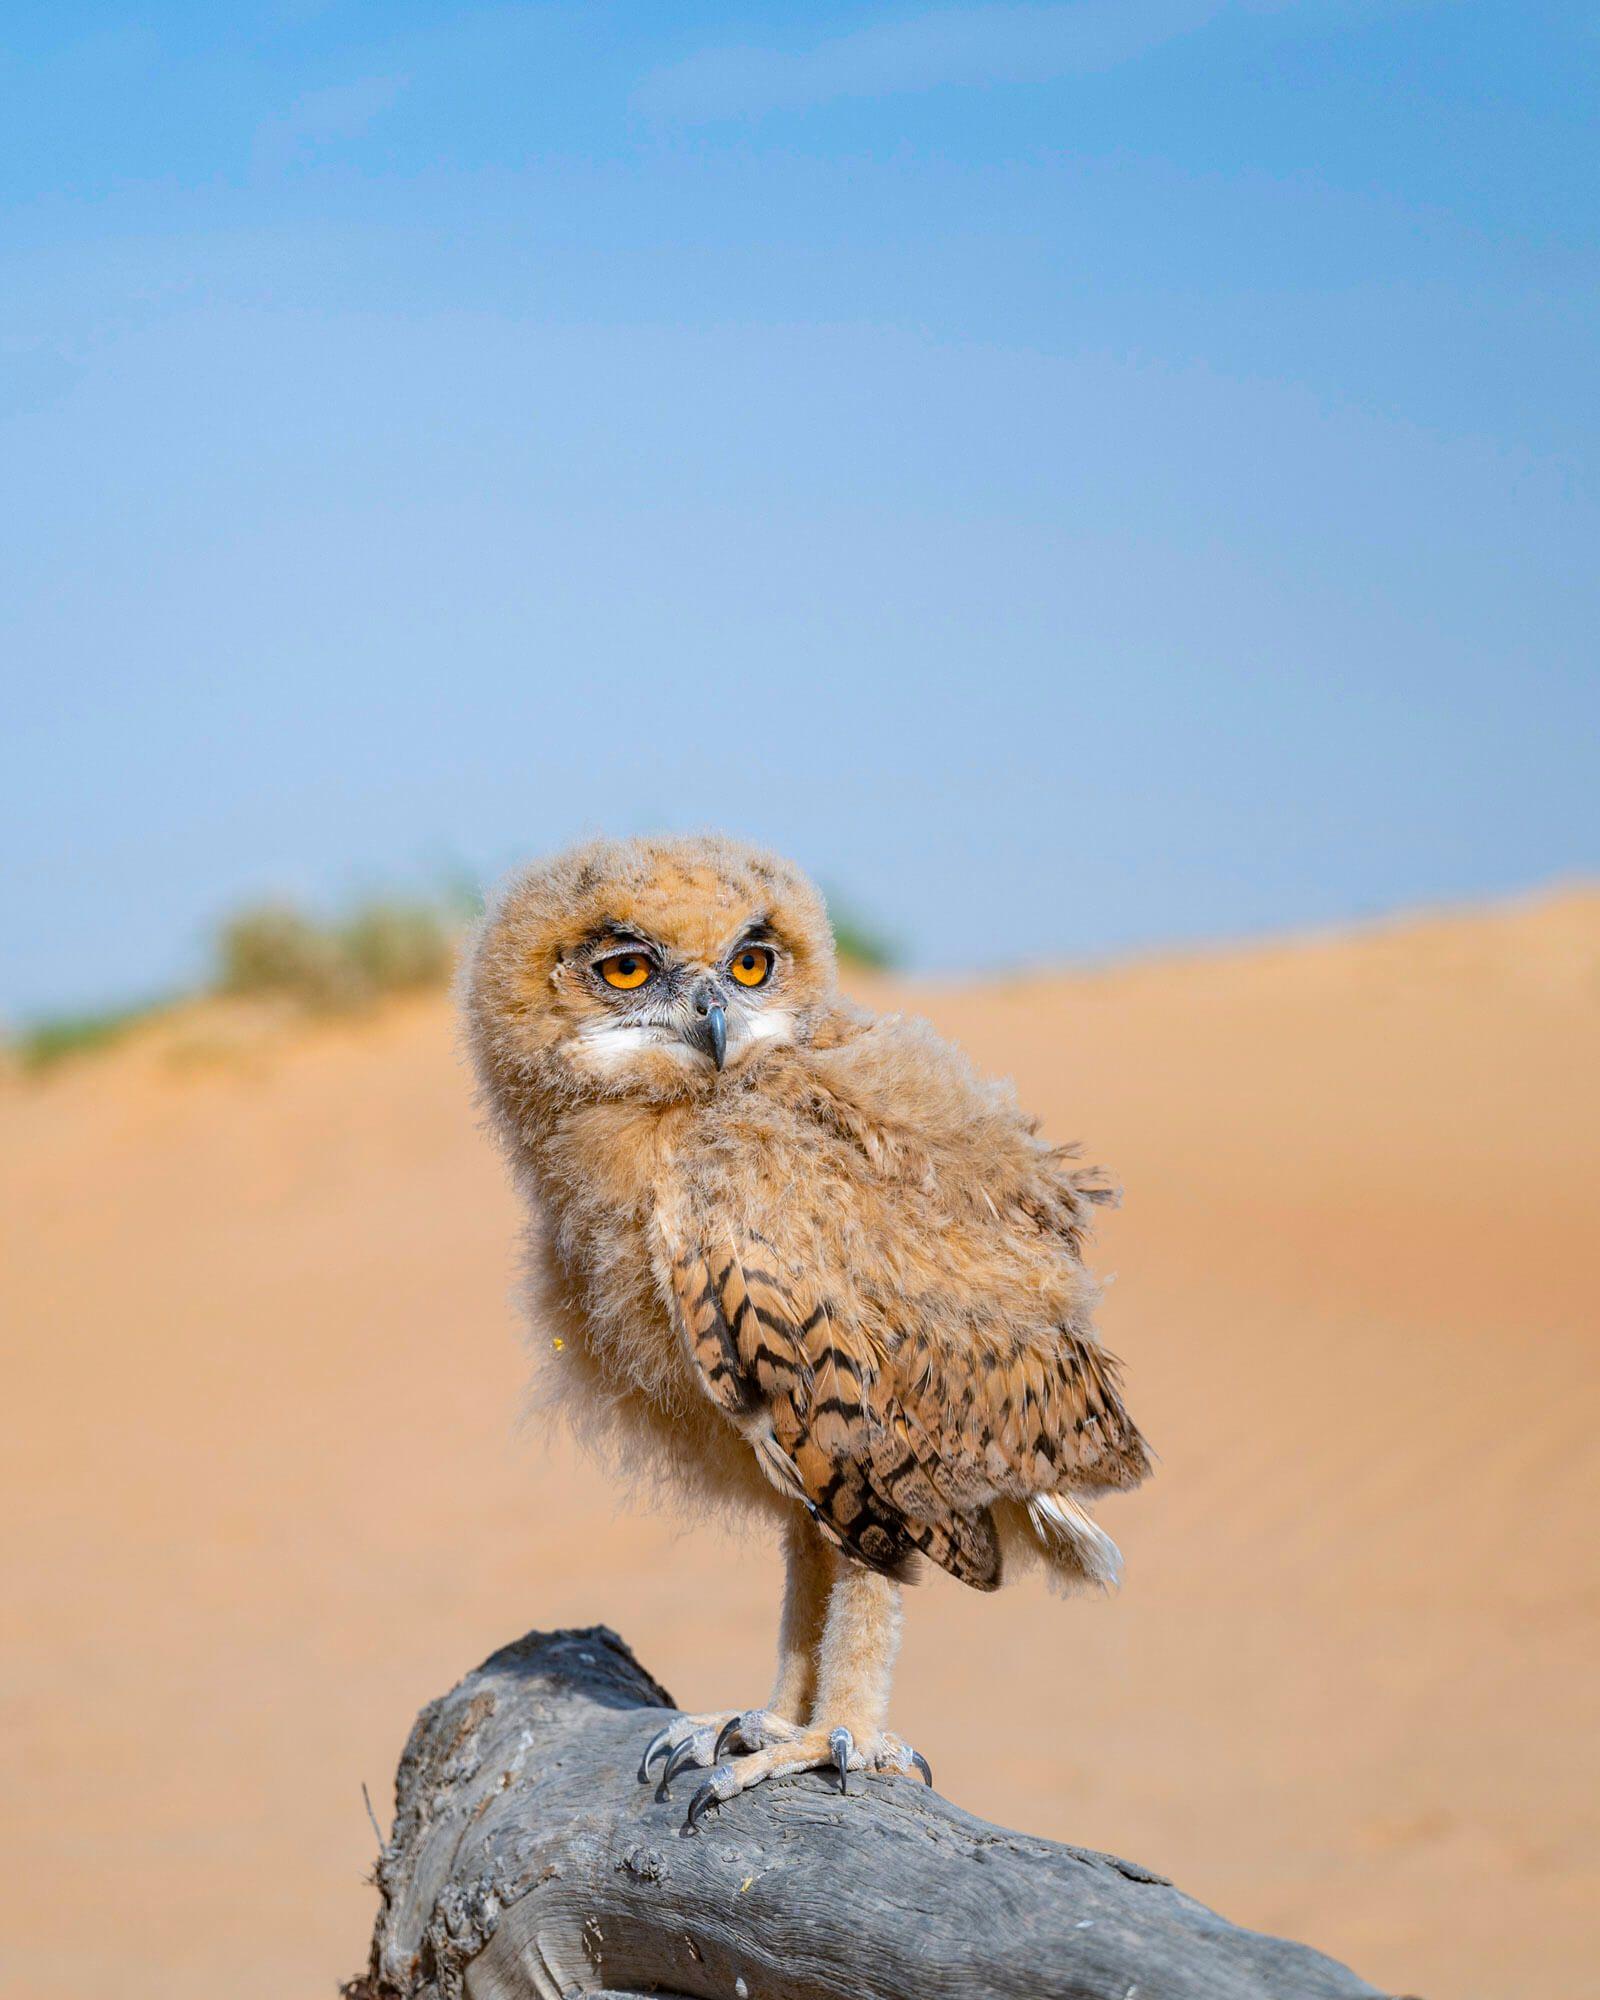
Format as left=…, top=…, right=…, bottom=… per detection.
left=686, top=981, right=728, bottom=1070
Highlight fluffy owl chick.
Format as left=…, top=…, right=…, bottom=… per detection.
left=464, top=833, right=1151, bottom=1830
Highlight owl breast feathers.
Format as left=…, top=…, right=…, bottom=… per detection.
left=464, top=833, right=1150, bottom=1595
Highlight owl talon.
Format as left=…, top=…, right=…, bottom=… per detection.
left=683, top=1772, right=727, bottom=1834
left=669, top=1725, right=915, bottom=1821
left=663, top=1736, right=707, bottom=1792
left=638, top=1725, right=676, bottom=1782
left=655, top=1741, right=705, bottom=1801
left=829, top=1727, right=854, bottom=1793
left=639, top=1710, right=758, bottom=1792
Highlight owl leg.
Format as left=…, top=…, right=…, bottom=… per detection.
left=640, top=1510, right=829, bottom=1791
left=765, top=1510, right=834, bottom=1719
left=682, top=1558, right=933, bottom=1832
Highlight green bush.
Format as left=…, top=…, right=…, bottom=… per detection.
left=216, top=896, right=457, bottom=1010
left=15, top=1000, right=163, bottom=1073
left=338, top=902, right=456, bottom=994
left=217, top=904, right=362, bottom=1008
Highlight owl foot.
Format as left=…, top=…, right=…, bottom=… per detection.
left=638, top=1709, right=801, bottom=1797
left=681, top=1725, right=933, bottom=1833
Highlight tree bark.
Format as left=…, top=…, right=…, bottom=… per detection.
left=347, top=1624, right=1401, bottom=2000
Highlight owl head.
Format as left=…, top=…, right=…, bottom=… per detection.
left=464, top=833, right=839, bottom=1124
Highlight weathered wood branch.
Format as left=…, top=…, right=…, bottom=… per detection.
left=348, top=1625, right=1398, bottom=2000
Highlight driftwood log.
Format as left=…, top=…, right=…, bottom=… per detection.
left=348, top=1626, right=1398, bottom=2000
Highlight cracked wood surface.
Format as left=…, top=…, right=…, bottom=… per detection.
left=348, top=1626, right=1396, bottom=2000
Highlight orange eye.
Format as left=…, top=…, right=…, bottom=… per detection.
left=598, top=951, right=652, bottom=990
left=729, top=945, right=773, bottom=988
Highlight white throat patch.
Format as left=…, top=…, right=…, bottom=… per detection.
left=575, top=1007, right=795, bottom=1076
left=740, top=1008, right=795, bottom=1050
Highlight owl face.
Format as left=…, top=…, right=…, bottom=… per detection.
left=569, top=918, right=787, bottom=1076
left=466, top=835, right=839, bottom=1110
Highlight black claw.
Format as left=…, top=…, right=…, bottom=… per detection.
left=638, top=1725, right=675, bottom=1783
left=829, top=1727, right=853, bottom=1795
left=656, top=1736, right=702, bottom=1798
left=684, top=1778, right=720, bottom=1834
left=713, top=1714, right=746, bottom=1761
left=911, top=1750, right=934, bottom=1788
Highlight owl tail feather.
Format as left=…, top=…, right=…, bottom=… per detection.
left=1028, top=1491, right=1123, bottom=1590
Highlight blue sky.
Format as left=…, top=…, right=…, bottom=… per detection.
left=3, top=1, right=1596, bottom=1020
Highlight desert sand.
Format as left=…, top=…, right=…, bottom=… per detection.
left=5, top=889, right=1597, bottom=2000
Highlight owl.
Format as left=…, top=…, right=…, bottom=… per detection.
left=464, top=834, right=1150, bottom=1831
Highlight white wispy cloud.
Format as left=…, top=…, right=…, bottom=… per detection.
left=255, top=72, right=410, bottom=167
left=635, top=1, right=1244, bottom=121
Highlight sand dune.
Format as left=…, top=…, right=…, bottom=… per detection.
left=4, top=888, right=1597, bottom=2000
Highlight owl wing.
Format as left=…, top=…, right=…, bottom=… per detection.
left=656, top=1189, right=1147, bottom=1592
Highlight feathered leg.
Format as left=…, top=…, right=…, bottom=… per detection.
left=641, top=1510, right=828, bottom=1789
left=766, top=1508, right=834, bottom=1718
left=682, top=1554, right=933, bottom=1832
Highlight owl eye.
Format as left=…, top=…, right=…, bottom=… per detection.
left=598, top=951, right=653, bottom=991
left=729, top=945, right=774, bottom=988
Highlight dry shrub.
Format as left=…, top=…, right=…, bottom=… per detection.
left=217, top=898, right=456, bottom=1010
